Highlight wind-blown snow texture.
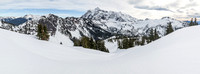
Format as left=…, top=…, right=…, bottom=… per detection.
left=1, top=24, right=200, bottom=74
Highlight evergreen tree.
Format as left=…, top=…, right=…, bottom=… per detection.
left=81, top=37, right=90, bottom=48
left=76, top=36, right=108, bottom=52
left=122, top=38, right=129, bottom=49
left=149, top=28, right=154, bottom=41
left=37, top=24, right=49, bottom=40
left=194, top=18, right=198, bottom=25
left=141, top=36, right=146, bottom=45
left=96, top=41, right=109, bottom=53
left=89, top=38, right=96, bottom=49
left=92, top=41, right=97, bottom=49
left=117, top=40, right=122, bottom=49
left=24, top=26, right=28, bottom=34
left=134, top=40, right=141, bottom=46
left=42, top=25, right=49, bottom=40
left=129, top=38, right=135, bottom=47
left=37, top=24, right=42, bottom=40
left=189, top=18, right=194, bottom=26
left=154, top=29, right=159, bottom=40
left=146, top=38, right=151, bottom=44
left=74, top=39, right=81, bottom=46
left=166, top=22, right=174, bottom=35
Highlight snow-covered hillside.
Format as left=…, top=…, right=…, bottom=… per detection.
left=1, top=24, right=200, bottom=74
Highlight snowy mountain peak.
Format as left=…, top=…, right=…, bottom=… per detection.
left=23, top=14, right=41, bottom=20
left=24, top=14, right=34, bottom=18
left=81, top=7, right=138, bottom=22
left=94, top=7, right=101, bottom=11
left=46, top=14, right=59, bottom=18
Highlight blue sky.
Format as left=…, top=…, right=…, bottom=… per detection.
left=0, top=0, right=200, bottom=20
left=0, top=9, right=85, bottom=17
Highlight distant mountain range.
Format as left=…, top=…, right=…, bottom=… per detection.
left=184, top=21, right=200, bottom=25
left=0, top=7, right=189, bottom=49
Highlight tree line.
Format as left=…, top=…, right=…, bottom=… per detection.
left=116, top=22, right=174, bottom=49
left=35, top=22, right=175, bottom=51
left=189, top=18, right=198, bottom=26
left=73, top=37, right=109, bottom=53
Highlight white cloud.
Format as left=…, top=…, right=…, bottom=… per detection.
left=0, top=0, right=200, bottom=20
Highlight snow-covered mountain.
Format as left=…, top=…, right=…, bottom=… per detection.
left=1, top=22, right=200, bottom=74
left=0, top=16, right=16, bottom=21
left=0, top=7, right=188, bottom=45
left=81, top=8, right=188, bottom=37
left=0, top=15, right=41, bottom=26
left=81, top=7, right=138, bottom=22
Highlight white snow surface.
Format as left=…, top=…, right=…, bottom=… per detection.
left=49, top=30, right=73, bottom=46
left=105, top=39, right=119, bottom=53
left=49, top=25, right=73, bottom=46
left=1, top=25, right=200, bottom=74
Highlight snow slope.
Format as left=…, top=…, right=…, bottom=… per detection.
left=1, top=25, right=200, bottom=74
left=114, top=25, right=200, bottom=74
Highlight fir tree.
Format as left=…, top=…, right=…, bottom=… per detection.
left=73, top=39, right=81, bottom=46
left=76, top=36, right=109, bottom=52
left=146, top=38, right=151, bottom=44
left=96, top=41, right=109, bottom=52
left=141, top=36, right=146, bottom=45
left=194, top=18, right=198, bottom=25
left=189, top=18, right=194, bottom=26
left=92, top=41, right=97, bottom=49
left=129, top=38, right=135, bottom=47
left=89, top=38, right=96, bottom=49
left=154, top=29, right=159, bottom=40
left=117, top=40, right=122, bottom=49
left=166, top=22, right=174, bottom=35
left=149, top=28, right=154, bottom=41
left=37, top=24, right=42, bottom=40
left=81, top=37, right=90, bottom=48
left=42, top=25, right=49, bottom=40
left=122, top=38, right=129, bottom=49
left=37, top=24, right=49, bottom=40
left=134, top=40, right=140, bottom=46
